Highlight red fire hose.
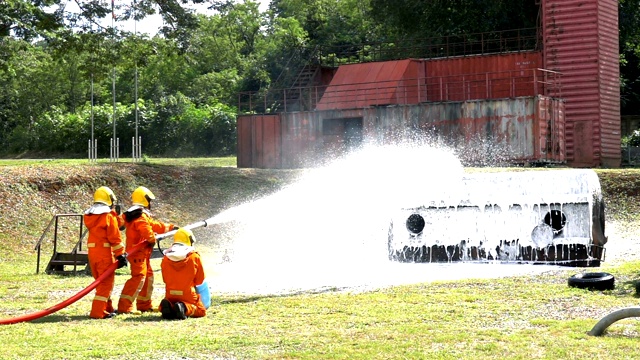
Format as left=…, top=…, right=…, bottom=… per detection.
left=0, top=218, right=212, bottom=325
left=0, top=242, right=147, bottom=325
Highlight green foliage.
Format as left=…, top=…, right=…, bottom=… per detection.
left=0, top=0, right=64, bottom=40
left=622, top=130, right=640, bottom=147
left=369, top=0, right=539, bottom=39
left=2, top=0, right=640, bottom=157
left=136, top=93, right=237, bottom=157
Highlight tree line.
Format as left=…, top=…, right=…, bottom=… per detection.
left=1, top=0, right=639, bottom=158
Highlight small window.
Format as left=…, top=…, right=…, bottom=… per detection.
left=544, top=209, right=566, bottom=234
left=406, top=214, right=425, bottom=234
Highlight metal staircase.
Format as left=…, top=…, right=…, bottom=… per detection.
left=35, top=213, right=165, bottom=275
left=282, top=65, right=323, bottom=112
left=35, top=214, right=89, bottom=275
left=264, top=45, right=329, bottom=113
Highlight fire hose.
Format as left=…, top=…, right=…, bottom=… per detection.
left=155, top=220, right=209, bottom=253
left=0, top=219, right=211, bottom=325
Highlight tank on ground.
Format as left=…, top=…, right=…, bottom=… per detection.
left=387, top=169, right=607, bottom=267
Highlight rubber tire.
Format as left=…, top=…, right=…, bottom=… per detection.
left=568, top=272, right=615, bottom=291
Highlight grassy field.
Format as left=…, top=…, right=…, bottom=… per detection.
left=1, top=159, right=640, bottom=359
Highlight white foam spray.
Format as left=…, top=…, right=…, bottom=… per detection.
left=200, top=144, right=565, bottom=295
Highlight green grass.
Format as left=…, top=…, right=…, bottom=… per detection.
left=2, top=258, right=640, bottom=359
left=2, top=162, right=640, bottom=359
left=0, top=156, right=238, bottom=167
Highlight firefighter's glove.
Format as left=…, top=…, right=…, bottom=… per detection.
left=114, top=204, right=122, bottom=216
left=116, top=255, right=128, bottom=269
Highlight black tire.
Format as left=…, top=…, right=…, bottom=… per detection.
left=568, top=272, right=615, bottom=291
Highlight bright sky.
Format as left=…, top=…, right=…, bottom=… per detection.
left=61, top=1, right=270, bottom=35
left=121, top=1, right=270, bottom=35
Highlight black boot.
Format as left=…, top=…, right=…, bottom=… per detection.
left=160, top=299, right=175, bottom=320
left=174, top=302, right=187, bottom=320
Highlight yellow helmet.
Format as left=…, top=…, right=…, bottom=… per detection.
left=131, top=186, right=155, bottom=208
left=173, top=228, right=195, bottom=246
left=93, top=186, right=116, bottom=206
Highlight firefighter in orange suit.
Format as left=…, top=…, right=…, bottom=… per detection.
left=117, top=186, right=177, bottom=314
left=84, top=186, right=128, bottom=319
left=159, top=228, right=208, bottom=320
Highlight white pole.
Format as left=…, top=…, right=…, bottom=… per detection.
left=89, top=19, right=95, bottom=164
left=134, top=0, right=139, bottom=163
left=111, top=0, right=117, bottom=163
left=90, top=72, right=94, bottom=162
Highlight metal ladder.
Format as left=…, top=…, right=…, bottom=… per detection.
left=34, top=214, right=88, bottom=275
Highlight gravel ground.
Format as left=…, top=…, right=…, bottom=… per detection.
left=600, top=220, right=640, bottom=264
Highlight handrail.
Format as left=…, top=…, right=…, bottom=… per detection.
left=34, top=216, right=57, bottom=274
left=34, top=214, right=86, bottom=274
left=310, top=28, right=539, bottom=67
left=69, top=223, right=89, bottom=273
left=238, top=68, right=562, bottom=114
left=34, top=216, right=57, bottom=251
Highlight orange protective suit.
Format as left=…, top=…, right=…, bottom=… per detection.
left=84, top=204, right=125, bottom=319
left=117, top=206, right=174, bottom=313
left=159, top=243, right=207, bottom=318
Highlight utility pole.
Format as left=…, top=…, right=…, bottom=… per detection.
left=133, top=0, right=142, bottom=162
left=110, top=0, right=119, bottom=162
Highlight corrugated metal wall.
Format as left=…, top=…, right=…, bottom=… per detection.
left=424, top=52, right=543, bottom=101
left=597, top=0, right=622, bottom=167
left=365, top=96, right=565, bottom=164
left=542, top=0, right=620, bottom=167
left=237, top=114, right=282, bottom=169
left=238, top=96, right=565, bottom=168
left=535, top=96, right=566, bottom=161
left=316, top=60, right=422, bottom=110
left=315, top=54, right=547, bottom=110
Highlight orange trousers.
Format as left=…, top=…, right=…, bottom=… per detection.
left=89, top=257, right=116, bottom=319
left=117, top=253, right=154, bottom=312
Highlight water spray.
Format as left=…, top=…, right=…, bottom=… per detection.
left=154, top=216, right=221, bottom=252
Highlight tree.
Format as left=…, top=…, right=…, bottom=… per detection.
left=369, top=0, right=538, bottom=40
left=619, top=0, right=640, bottom=114
left=0, top=0, right=64, bottom=40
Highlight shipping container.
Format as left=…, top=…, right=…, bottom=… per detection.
left=237, top=0, right=619, bottom=169
left=542, top=0, right=620, bottom=167
left=237, top=96, right=565, bottom=168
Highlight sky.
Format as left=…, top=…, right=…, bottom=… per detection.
left=121, top=1, right=271, bottom=35
left=61, top=1, right=270, bottom=35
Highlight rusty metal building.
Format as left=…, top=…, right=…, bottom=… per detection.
left=237, top=0, right=620, bottom=169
